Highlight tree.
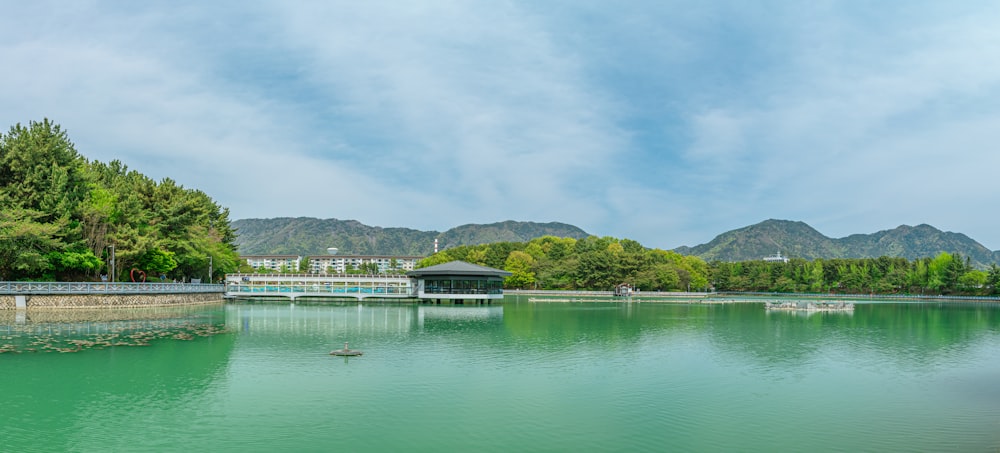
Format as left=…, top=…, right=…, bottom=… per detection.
left=633, top=264, right=680, bottom=291
left=681, top=256, right=709, bottom=291
left=504, top=251, right=536, bottom=289
left=806, top=260, right=825, bottom=292
left=466, top=249, right=488, bottom=266
left=0, top=120, right=238, bottom=281
left=136, top=248, right=178, bottom=276
left=958, top=270, right=987, bottom=292
left=574, top=249, right=619, bottom=290
left=0, top=207, right=62, bottom=280
left=987, top=264, right=1000, bottom=295
left=524, top=242, right=547, bottom=261
left=927, top=253, right=954, bottom=293
left=906, top=259, right=929, bottom=292
left=237, top=261, right=255, bottom=273
left=417, top=252, right=455, bottom=268
left=0, top=119, right=88, bottom=222
left=46, top=249, right=103, bottom=279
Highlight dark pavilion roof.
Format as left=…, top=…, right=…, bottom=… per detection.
left=406, top=261, right=512, bottom=278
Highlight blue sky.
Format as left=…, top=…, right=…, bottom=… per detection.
left=3, top=1, right=1000, bottom=251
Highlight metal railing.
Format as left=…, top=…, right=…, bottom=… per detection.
left=226, top=273, right=411, bottom=280
left=422, top=288, right=504, bottom=295
left=227, top=285, right=413, bottom=295
left=0, top=281, right=225, bottom=295
left=711, top=291, right=1000, bottom=302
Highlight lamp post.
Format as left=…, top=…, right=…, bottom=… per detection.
left=109, top=244, right=115, bottom=283
left=208, top=220, right=214, bottom=284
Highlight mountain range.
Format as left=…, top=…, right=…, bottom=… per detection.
left=674, top=219, right=999, bottom=267
left=233, top=217, right=999, bottom=267
left=232, top=218, right=590, bottom=256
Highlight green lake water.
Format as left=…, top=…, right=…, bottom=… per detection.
left=2, top=298, right=999, bottom=452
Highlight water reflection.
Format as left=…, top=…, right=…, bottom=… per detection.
left=499, top=300, right=1000, bottom=370
left=699, top=302, right=1000, bottom=369
left=226, top=303, right=419, bottom=336
left=225, top=303, right=504, bottom=336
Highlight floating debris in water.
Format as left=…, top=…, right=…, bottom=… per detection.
left=0, top=323, right=230, bottom=354
left=330, top=342, right=363, bottom=357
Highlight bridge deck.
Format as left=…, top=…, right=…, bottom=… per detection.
left=0, top=281, right=224, bottom=295
left=225, top=273, right=415, bottom=301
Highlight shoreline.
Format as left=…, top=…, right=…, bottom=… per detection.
left=519, top=294, right=1000, bottom=304
left=1, top=293, right=225, bottom=310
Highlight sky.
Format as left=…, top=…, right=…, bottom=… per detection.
left=3, top=1, right=1000, bottom=251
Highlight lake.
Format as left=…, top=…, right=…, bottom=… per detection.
left=2, top=298, right=999, bottom=452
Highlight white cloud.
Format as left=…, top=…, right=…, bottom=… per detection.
left=666, top=2, right=1000, bottom=248
left=262, top=1, right=628, bottom=227
left=2, top=1, right=1000, bottom=250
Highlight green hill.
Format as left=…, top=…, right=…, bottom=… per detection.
left=233, top=218, right=590, bottom=256
left=678, top=219, right=999, bottom=267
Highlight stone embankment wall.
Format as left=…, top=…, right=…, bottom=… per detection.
left=0, top=293, right=223, bottom=309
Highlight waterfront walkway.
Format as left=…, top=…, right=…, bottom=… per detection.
left=1, top=281, right=226, bottom=310
left=0, top=281, right=224, bottom=295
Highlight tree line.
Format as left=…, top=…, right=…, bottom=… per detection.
left=418, top=235, right=712, bottom=292
left=0, top=119, right=239, bottom=282
left=710, top=253, right=1000, bottom=296
left=419, top=236, right=1000, bottom=296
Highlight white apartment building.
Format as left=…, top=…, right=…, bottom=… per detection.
left=241, top=255, right=422, bottom=274
left=242, top=255, right=302, bottom=272
left=307, top=255, right=422, bottom=274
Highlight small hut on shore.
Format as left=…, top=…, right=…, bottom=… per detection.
left=614, top=283, right=634, bottom=297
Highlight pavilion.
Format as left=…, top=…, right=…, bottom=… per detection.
left=406, top=261, right=511, bottom=304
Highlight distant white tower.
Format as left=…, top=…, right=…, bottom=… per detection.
left=434, top=239, right=438, bottom=254
left=326, top=247, right=339, bottom=255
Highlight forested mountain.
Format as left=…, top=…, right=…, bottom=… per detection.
left=232, top=218, right=589, bottom=256
left=677, top=219, right=999, bottom=267
left=0, top=119, right=239, bottom=282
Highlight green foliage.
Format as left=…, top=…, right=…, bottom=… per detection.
left=136, top=248, right=178, bottom=275
left=0, top=119, right=240, bottom=281
left=47, top=249, right=103, bottom=275
left=416, top=251, right=455, bottom=268
left=503, top=250, right=536, bottom=289
left=416, top=235, right=711, bottom=292
left=0, top=207, right=63, bottom=280
left=412, top=234, right=994, bottom=295
left=710, top=252, right=993, bottom=295
left=0, top=119, right=88, bottom=223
